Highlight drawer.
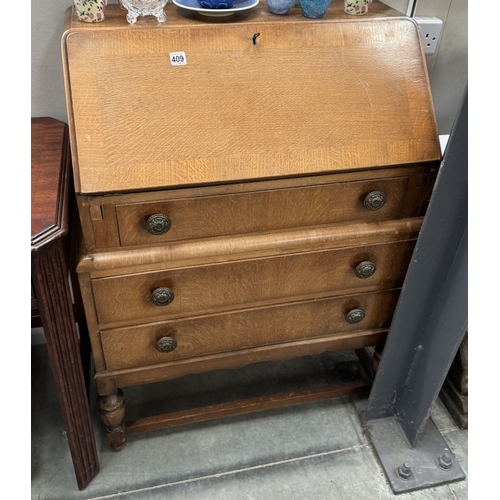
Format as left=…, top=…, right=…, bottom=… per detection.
left=91, top=240, right=416, bottom=327
left=79, top=166, right=437, bottom=252
left=115, top=176, right=409, bottom=248
left=101, top=289, right=400, bottom=371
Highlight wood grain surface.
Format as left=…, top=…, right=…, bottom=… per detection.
left=62, top=3, right=439, bottom=194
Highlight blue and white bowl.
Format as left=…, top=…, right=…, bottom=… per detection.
left=198, top=0, right=238, bottom=8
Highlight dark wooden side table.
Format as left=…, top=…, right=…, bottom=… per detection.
left=31, top=117, right=99, bottom=490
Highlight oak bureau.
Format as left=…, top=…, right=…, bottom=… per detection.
left=62, top=1, right=441, bottom=450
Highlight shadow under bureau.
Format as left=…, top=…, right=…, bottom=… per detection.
left=62, top=2, right=441, bottom=450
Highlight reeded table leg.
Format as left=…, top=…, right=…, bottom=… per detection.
left=32, top=240, right=99, bottom=490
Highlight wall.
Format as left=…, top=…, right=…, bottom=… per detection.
left=32, top=0, right=121, bottom=122
left=415, top=0, right=468, bottom=134
left=382, top=0, right=467, bottom=134
left=32, top=0, right=74, bottom=123
left=382, top=0, right=411, bottom=15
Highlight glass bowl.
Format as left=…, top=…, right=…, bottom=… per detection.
left=120, top=0, right=169, bottom=24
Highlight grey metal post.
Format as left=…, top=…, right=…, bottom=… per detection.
left=359, top=86, right=468, bottom=493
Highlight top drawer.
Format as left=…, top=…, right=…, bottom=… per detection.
left=78, top=166, right=436, bottom=252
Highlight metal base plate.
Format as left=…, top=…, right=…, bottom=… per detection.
left=355, top=402, right=466, bottom=494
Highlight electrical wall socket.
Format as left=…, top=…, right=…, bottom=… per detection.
left=415, top=17, right=443, bottom=56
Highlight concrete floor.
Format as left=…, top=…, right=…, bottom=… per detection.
left=31, top=345, right=467, bottom=500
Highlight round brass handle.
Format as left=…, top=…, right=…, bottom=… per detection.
left=150, top=287, right=175, bottom=306
left=155, top=336, right=177, bottom=353
left=146, top=213, right=171, bottom=235
left=346, top=308, right=365, bottom=324
left=363, top=191, right=386, bottom=211
left=355, top=261, right=376, bottom=279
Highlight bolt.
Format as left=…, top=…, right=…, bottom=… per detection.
left=349, top=363, right=360, bottom=375
left=438, top=452, right=453, bottom=470
left=397, top=461, right=413, bottom=480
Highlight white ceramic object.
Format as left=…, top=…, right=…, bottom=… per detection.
left=73, top=0, right=107, bottom=23
left=344, top=0, right=372, bottom=15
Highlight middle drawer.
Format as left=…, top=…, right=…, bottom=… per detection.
left=91, top=239, right=416, bottom=328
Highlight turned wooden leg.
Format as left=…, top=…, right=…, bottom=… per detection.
left=98, top=390, right=126, bottom=451
left=439, top=332, right=468, bottom=429
left=372, top=339, right=386, bottom=373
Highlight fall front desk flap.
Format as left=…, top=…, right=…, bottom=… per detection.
left=62, top=3, right=440, bottom=194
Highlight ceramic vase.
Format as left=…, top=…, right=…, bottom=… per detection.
left=73, top=0, right=107, bottom=22
left=266, top=0, right=295, bottom=15
left=300, top=0, right=330, bottom=18
left=344, top=0, right=372, bottom=15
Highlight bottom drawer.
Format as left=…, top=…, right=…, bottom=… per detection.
left=101, top=289, right=399, bottom=371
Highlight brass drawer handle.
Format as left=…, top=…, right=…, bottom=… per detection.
left=156, top=336, right=177, bottom=353
left=151, top=287, right=175, bottom=306
left=355, top=261, right=376, bottom=279
left=363, top=191, right=386, bottom=211
left=146, top=213, right=171, bottom=235
left=346, top=308, right=365, bottom=324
